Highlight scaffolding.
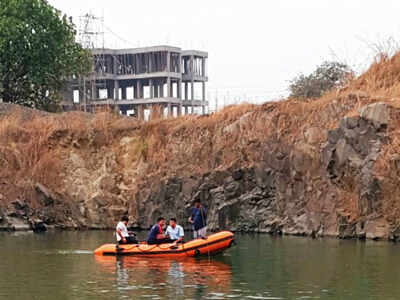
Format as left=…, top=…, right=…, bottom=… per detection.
left=77, top=13, right=107, bottom=111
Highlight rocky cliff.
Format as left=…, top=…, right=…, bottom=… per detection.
left=2, top=54, right=400, bottom=240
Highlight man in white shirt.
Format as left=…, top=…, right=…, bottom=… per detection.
left=116, top=216, right=137, bottom=244
left=165, top=218, right=184, bottom=244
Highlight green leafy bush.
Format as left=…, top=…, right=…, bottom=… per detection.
left=289, top=61, right=353, bottom=99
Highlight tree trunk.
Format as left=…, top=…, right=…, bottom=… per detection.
left=2, top=78, right=11, bottom=103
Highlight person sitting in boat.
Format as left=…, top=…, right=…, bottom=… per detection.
left=147, top=217, right=175, bottom=245
left=116, top=216, right=137, bottom=244
left=188, top=199, right=207, bottom=238
left=165, top=218, right=184, bottom=243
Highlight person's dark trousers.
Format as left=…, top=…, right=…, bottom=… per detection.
left=147, top=238, right=175, bottom=245
left=118, top=236, right=138, bottom=244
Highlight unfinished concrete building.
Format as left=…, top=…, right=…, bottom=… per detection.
left=62, top=46, right=208, bottom=119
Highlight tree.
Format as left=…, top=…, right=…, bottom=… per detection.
left=0, top=0, right=90, bottom=111
left=289, top=61, right=353, bottom=100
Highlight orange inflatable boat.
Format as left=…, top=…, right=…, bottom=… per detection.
left=94, top=231, right=234, bottom=257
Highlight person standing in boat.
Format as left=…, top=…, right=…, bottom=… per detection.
left=165, top=218, right=185, bottom=243
left=116, top=216, right=137, bottom=244
left=188, top=199, right=207, bottom=238
left=147, top=217, right=175, bottom=245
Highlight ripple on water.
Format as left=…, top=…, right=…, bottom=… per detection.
left=118, top=285, right=138, bottom=291
left=246, top=296, right=283, bottom=300
left=38, top=250, right=93, bottom=255
left=140, top=285, right=156, bottom=290
left=206, top=292, right=226, bottom=299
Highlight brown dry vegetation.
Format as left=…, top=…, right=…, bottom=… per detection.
left=2, top=52, right=400, bottom=228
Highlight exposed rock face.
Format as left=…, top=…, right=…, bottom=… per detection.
left=0, top=100, right=399, bottom=241
left=97, top=102, right=391, bottom=239
left=128, top=102, right=393, bottom=239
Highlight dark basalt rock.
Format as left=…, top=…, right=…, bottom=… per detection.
left=30, top=218, right=47, bottom=233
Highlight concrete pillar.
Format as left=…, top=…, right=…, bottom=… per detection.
left=178, top=103, right=183, bottom=117
left=202, top=57, right=206, bottom=77
left=107, top=86, right=113, bottom=100
left=167, top=52, right=170, bottom=72
left=191, top=80, right=195, bottom=114
left=160, top=80, right=164, bottom=97
left=202, top=82, right=206, bottom=101
left=154, top=81, right=158, bottom=98
left=177, top=80, right=182, bottom=100
left=202, top=105, right=205, bottom=115
left=167, top=78, right=171, bottom=97
left=136, top=81, right=141, bottom=99
left=148, top=52, right=152, bottom=73
left=190, top=55, right=194, bottom=74
left=113, top=55, right=118, bottom=74
left=184, top=82, right=188, bottom=100
left=114, top=80, right=119, bottom=100
left=149, top=79, right=153, bottom=99
left=91, top=81, right=96, bottom=101
left=178, top=53, right=182, bottom=73
left=170, top=81, right=174, bottom=98
left=167, top=103, right=173, bottom=117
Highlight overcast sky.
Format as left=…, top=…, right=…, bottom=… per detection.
left=49, top=0, right=400, bottom=105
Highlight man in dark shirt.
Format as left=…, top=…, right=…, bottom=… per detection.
left=188, top=199, right=207, bottom=238
left=147, top=217, right=175, bottom=245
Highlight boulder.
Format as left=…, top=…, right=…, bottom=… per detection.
left=232, top=169, right=244, bottom=181
left=35, top=183, right=55, bottom=206
left=359, top=102, right=389, bottom=129
left=11, top=199, right=27, bottom=211
left=29, top=218, right=47, bottom=233
left=365, top=218, right=390, bottom=240
left=8, top=217, right=30, bottom=231
left=304, top=127, right=327, bottom=145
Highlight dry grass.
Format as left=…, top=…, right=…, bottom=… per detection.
left=3, top=50, right=400, bottom=213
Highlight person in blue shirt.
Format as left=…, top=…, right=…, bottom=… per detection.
left=147, top=217, right=175, bottom=245
left=188, top=199, right=207, bottom=238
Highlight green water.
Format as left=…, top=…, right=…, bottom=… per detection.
left=0, top=231, right=400, bottom=300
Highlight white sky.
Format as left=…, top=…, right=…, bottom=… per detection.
left=49, top=0, right=400, bottom=106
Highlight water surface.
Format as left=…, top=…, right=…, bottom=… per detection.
left=0, top=231, right=399, bottom=299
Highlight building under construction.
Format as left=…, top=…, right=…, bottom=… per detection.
left=62, top=45, right=208, bottom=119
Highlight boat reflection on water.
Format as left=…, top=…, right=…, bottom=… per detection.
left=94, top=255, right=232, bottom=298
